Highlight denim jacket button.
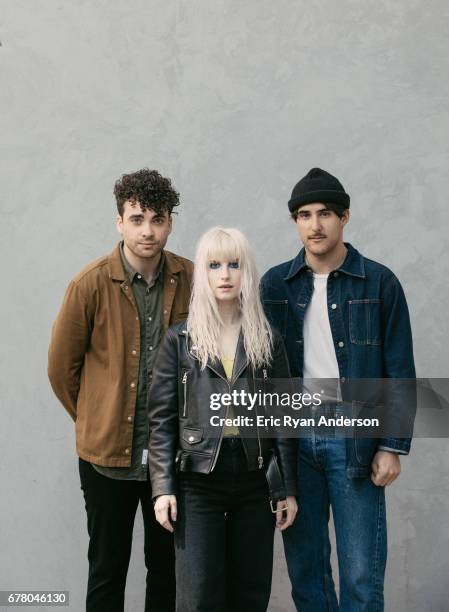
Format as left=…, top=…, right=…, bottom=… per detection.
left=331, top=303, right=337, bottom=309
left=333, top=272, right=339, bottom=277
left=338, top=341, right=345, bottom=348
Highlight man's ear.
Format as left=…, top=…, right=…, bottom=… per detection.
left=341, top=209, right=350, bottom=227
left=116, top=213, right=124, bottom=235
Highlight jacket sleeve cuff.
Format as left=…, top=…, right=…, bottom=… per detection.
left=284, top=480, right=298, bottom=497
left=150, top=479, right=177, bottom=502
left=378, top=438, right=411, bottom=455
left=377, top=445, right=408, bottom=455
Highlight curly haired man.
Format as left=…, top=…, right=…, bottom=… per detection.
left=48, top=168, right=193, bottom=612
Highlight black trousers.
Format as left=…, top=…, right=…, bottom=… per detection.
left=79, top=459, right=175, bottom=612
left=174, top=438, right=275, bottom=612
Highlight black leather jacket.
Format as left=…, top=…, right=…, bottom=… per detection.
left=148, top=321, right=297, bottom=499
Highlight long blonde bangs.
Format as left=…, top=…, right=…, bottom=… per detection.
left=187, top=227, right=273, bottom=369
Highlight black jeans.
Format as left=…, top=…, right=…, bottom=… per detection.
left=174, top=438, right=275, bottom=612
left=79, top=459, right=175, bottom=612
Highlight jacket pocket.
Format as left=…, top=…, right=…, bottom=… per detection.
left=182, top=427, right=203, bottom=445
left=263, top=299, right=288, bottom=338
left=348, top=299, right=382, bottom=346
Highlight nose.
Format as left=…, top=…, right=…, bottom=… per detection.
left=220, top=265, right=231, bottom=280
left=310, top=214, right=322, bottom=232
left=141, top=222, right=155, bottom=238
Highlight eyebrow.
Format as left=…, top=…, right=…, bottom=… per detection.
left=129, top=213, right=144, bottom=219
left=298, top=207, right=328, bottom=214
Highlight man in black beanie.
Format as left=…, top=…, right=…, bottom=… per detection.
left=261, top=168, right=415, bottom=611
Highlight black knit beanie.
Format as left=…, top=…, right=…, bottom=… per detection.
left=288, top=168, right=350, bottom=212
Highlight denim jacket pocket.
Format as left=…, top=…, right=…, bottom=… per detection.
left=348, top=299, right=382, bottom=346
left=263, top=299, right=288, bottom=338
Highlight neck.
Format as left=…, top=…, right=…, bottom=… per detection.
left=123, top=243, right=162, bottom=282
left=217, top=300, right=242, bottom=327
left=305, top=242, right=347, bottom=274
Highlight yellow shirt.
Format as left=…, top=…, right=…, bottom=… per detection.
left=221, top=357, right=240, bottom=436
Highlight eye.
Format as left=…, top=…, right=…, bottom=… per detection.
left=320, top=210, right=331, bottom=217
left=209, top=261, right=220, bottom=269
left=132, top=218, right=142, bottom=224
left=153, top=218, right=164, bottom=225
left=229, top=261, right=240, bottom=269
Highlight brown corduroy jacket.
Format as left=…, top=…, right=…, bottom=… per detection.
left=48, top=244, right=193, bottom=467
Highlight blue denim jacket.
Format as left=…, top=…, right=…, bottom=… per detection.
left=261, top=243, right=416, bottom=476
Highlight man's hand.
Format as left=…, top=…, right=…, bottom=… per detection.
left=276, top=495, right=298, bottom=531
left=154, top=494, right=177, bottom=532
left=371, top=450, right=401, bottom=487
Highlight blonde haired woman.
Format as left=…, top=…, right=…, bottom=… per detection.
left=148, top=227, right=297, bottom=612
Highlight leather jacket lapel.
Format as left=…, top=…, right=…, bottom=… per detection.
left=231, top=330, right=248, bottom=384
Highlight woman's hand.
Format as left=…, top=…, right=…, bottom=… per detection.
left=276, top=495, right=298, bottom=531
left=154, top=494, right=177, bottom=532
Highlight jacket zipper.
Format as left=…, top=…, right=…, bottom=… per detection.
left=182, top=371, right=188, bottom=417
left=207, top=362, right=231, bottom=473
left=256, top=368, right=268, bottom=469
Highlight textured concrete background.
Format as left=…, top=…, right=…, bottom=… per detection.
left=1, top=1, right=448, bottom=610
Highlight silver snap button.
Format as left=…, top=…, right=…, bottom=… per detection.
left=338, top=341, right=344, bottom=348
left=331, top=303, right=337, bottom=310
left=188, top=436, right=195, bottom=442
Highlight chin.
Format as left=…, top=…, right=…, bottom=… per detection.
left=307, top=243, right=329, bottom=255
left=138, top=247, right=159, bottom=258
left=216, top=294, right=239, bottom=302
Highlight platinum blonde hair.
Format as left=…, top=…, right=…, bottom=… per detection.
left=187, top=227, right=273, bottom=369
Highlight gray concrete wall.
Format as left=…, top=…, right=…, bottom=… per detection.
left=1, top=1, right=448, bottom=610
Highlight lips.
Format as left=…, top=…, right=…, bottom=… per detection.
left=218, top=285, right=233, bottom=289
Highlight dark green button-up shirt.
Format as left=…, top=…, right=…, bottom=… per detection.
left=92, top=243, right=164, bottom=480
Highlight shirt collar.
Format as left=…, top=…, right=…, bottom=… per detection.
left=284, top=242, right=365, bottom=280
left=119, top=241, right=165, bottom=285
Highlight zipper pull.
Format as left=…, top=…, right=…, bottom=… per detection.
left=258, top=455, right=264, bottom=469
left=182, top=371, right=187, bottom=384
left=263, top=368, right=267, bottom=380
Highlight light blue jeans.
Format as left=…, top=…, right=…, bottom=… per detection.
left=283, top=435, right=387, bottom=611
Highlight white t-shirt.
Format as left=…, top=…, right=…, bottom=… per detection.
left=303, top=273, right=340, bottom=400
